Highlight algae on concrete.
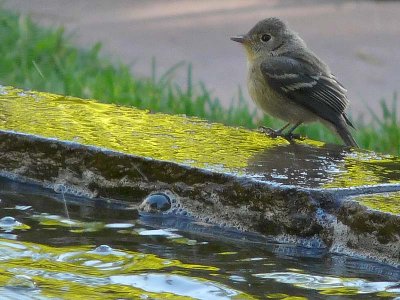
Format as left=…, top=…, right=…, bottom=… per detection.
left=1, top=85, right=400, bottom=190
left=351, top=192, right=400, bottom=215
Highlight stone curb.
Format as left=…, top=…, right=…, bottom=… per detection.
left=0, top=86, right=399, bottom=266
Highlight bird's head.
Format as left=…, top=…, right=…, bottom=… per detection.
left=231, top=17, right=304, bottom=61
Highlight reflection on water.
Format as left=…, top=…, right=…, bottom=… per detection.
left=246, top=143, right=400, bottom=189
left=246, top=143, right=347, bottom=187
left=0, top=177, right=399, bottom=299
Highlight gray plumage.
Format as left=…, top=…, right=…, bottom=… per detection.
left=231, top=17, right=358, bottom=147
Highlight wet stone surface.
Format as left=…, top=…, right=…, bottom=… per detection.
left=0, top=85, right=399, bottom=190
left=0, top=86, right=399, bottom=267
left=0, top=177, right=399, bottom=300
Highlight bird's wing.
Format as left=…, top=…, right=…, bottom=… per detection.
left=260, top=56, right=349, bottom=126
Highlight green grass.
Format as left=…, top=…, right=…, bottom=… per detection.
left=0, top=8, right=398, bottom=155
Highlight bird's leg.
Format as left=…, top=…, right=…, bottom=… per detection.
left=283, top=121, right=303, bottom=140
left=259, top=123, right=290, bottom=138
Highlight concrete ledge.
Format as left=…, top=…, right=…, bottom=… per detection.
left=0, top=86, right=399, bottom=266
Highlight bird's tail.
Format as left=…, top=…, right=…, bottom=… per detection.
left=334, top=116, right=358, bottom=148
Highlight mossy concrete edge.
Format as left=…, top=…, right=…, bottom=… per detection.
left=0, top=130, right=398, bottom=266
left=2, top=85, right=400, bottom=190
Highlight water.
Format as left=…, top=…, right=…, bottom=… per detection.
left=0, top=178, right=399, bottom=299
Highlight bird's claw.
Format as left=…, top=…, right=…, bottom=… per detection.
left=283, top=133, right=303, bottom=141
left=258, top=126, right=304, bottom=142
left=258, top=126, right=282, bottom=138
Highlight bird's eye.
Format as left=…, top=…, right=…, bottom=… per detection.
left=261, top=34, right=271, bottom=42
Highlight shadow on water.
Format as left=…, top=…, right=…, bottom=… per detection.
left=0, top=177, right=399, bottom=299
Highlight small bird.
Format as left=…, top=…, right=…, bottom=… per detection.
left=231, top=17, right=358, bottom=147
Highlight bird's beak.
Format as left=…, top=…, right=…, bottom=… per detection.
left=230, top=35, right=247, bottom=44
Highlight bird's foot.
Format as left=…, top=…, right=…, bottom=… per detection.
left=259, top=126, right=305, bottom=142
left=258, top=126, right=282, bottom=138
left=283, top=132, right=303, bottom=142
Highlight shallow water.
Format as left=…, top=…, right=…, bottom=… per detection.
left=0, top=178, right=399, bottom=300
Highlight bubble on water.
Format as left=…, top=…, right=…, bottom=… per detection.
left=92, top=245, right=113, bottom=254
left=86, top=245, right=128, bottom=258
left=139, top=192, right=171, bottom=213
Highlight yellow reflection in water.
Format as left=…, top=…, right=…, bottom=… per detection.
left=0, top=237, right=258, bottom=299
left=255, top=272, right=399, bottom=297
